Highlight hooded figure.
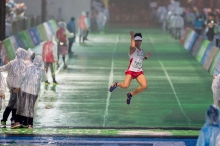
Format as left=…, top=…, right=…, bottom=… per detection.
left=56, top=21, right=73, bottom=69
left=26, top=48, right=35, bottom=65
left=0, top=72, right=6, bottom=111
left=14, top=55, right=47, bottom=129
left=42, top=34, right=58, bottom=85
left=78, top=11, right=87, bottom=43
left=212, top=74, right=220, bottom=107
left=196, top=105, right=220, bottom=146
left=0, top=47, right=27, bottom=128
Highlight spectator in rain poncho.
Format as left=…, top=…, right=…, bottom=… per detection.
left=173, top=13, right=184, bottom=39
left=14, top=55, right=47, bottom=129
left=212, top=74, right=220, bottom=107
left=196, top=105, right=220, bottom=146
left=0, top=48, right=27, bottom=128
left=0, top=72, right=6, bottom=111
left=42, top=34, right=58, bottom=86
left=78, top=11, right=87, bottom=43
left=25, top=48, right=35, bottom=65
left=67, top=17, right=76, bottom=54
left=56, top=21, right=73, bottom=69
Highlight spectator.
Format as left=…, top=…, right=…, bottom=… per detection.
left=96, top=9, right=106, bottom=33
left=85, top=12, right=91, bottom=40
left=42, top=34, right=58, bottom=85
left=194, top=15, right=203, bottom=35
left=206, top=13, right=216, bottom=42
left=78, top=12, right=87, bottom=44
left=0, top=48, right=27, bottom=128
left=15, top=56, right=47, bottom=129
left=196, top=105, right=220, bottom=146
left=56, top=22, right=73, bottom=69
left=67, top=17, right=76, bottom=55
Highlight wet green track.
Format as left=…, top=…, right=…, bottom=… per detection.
left=0, top=28, right=213, bottom=136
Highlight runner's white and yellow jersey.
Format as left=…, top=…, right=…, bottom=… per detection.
left=127, top=47, right=144, bottom=72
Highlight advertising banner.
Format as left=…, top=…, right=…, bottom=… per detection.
left=37, top=24, right=47, bottom=42
left=200, top=43, right=213, bottom=65
left=203, top=46, right=218, bottom=71
left=195, top=40, right=210, bottom=62
left=3, top=38, right=16, bottom=60
left=47, top=22, right=55, bottom=35
left=14, top=34, right=24, bottom=48
left=180, top=28, right=190, bottom=45
left=212, top=50, right=220, bottom=75
left=43, top=22, right=53, bottom=39
left=48, top=19, right=58, bottom=33
left=28, top=28, right=41, bottom=46
left=183, top=30, right=198, bottom=51
left=190, top=36, right=203, bottom=56
left=18, top=31, right=29, bottom=50
left=32, top=27, right=41, bottom=43
left=9, top=36, right=18, bottom=53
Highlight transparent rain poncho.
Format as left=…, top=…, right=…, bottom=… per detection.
left=0, top=48, right=27, bottom=88
left=26, top=48, right=34, bottom=65
left=0, top=72, right=6, bottom=111
left=18, top=55, right=47, bottom=95
left=212, top=74, right=220, bottom=107
left=196, top=105, right=220, bottom=146
left=42, top=34, right=58, bottom=62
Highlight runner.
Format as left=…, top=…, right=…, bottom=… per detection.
left=109, top=31, right=151, bottom=105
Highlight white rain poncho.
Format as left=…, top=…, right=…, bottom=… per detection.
left=0, top=48, right=27, bottom=88
left=0, top=72, right=6, bottom=111
left=18, top=55, right=47, bottom=95
left=26, top=48, right=34, bottom=65
left=196, top=105, right=220, bottom=146
left=212, top=74, right=220, bottom=107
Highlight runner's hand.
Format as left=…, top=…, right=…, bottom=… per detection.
left=146, top=52, right=151, bottom=58
left=130, top=31, right=134, bottom=36
left=13, top=88, right=19, bottom=93
left=1, top=94, right=5, bottom=99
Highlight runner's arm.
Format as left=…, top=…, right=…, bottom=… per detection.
left=129, top=31, right=135, bottom=55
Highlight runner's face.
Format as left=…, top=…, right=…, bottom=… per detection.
left=135, top=40, right=142, bottom=47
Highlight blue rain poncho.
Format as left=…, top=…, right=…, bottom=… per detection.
left=0, top=48, right=27, bottom=88
left=18, top=55, right=47, bottom=95
left=196, top=105, right=220, bottom=146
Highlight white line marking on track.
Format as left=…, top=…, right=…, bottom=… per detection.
left=148, top=36, right=191, bottom=124
left=103, top=35, right=119, bottom=126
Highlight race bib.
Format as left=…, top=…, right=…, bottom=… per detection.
left=132, top=58, right=142, bottom=69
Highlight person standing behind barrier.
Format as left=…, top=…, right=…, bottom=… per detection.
left=196, top=105, right=220, bottom=146
left=212, top=74, right=220, bottom=107
left=206, top=13, right=216, bottom=42
left=85, top=12, right=91, bottom=40
left=14, top=56, right=47, bottom=129
left=42, top=34, right=58, bottom=86
left=194, top=15, right=204, bottom=36
left=215, top=15, right=220, bottom=48
left=96, top=9, right=106, bottom=33
left=67, top=17, right=76, bottom=55
left=0, top=48, right=27, bottom=128
left=173, top=13, right=184, bottom=40
left=56, top=22, right=73, bottom=69
left=0, top=72, right=6, bottom=110
left=78, top=11, right=87, bottom=44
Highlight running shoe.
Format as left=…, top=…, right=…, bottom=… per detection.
left=109, top=82, right=118, bottom=92
left=1, top=121, right=6, bottom=128
left=11, top=122, right=21, bottom=129
left=45, top=81, right=50, bottom=86
left=53, top=81, right=58, bottom=86
left=126, top=93, right=132, bottom=105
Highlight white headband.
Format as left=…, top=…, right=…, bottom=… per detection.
left=134, top=36, right=142, bottom=41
